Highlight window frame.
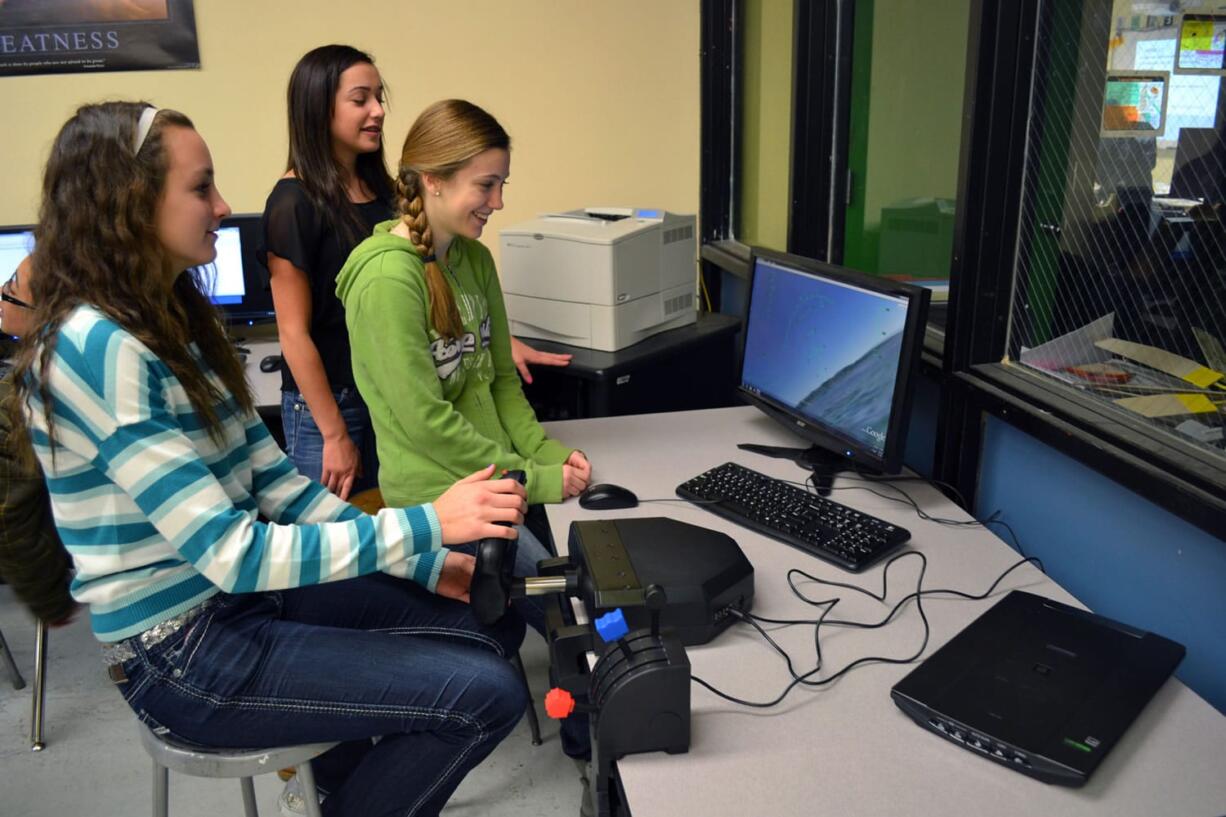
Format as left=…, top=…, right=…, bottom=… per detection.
left=701, top=0, right=1226, bottom=541
left=699, top=0, right=853, bottom=276
left=939, top=0, right=1226, bottom=540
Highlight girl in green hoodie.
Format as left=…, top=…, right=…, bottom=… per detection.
left=337, top=99, right=592, bottom=510
left=338, top=98, right=595, bottom=769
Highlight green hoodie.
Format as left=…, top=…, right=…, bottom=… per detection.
left=336, top=220, right=573, bottom=507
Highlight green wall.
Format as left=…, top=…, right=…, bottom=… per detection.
left=844, top=0, right=971, bottom=276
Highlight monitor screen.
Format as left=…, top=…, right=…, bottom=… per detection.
left=739, top=250, right=929, bottom=474
left=0, top=228, right=34, bottom=283
left=206, top=225, right=245, bottom=305
left=203, top=214, right=274, bottom=324
left=1, top=217, right=274, bottom=325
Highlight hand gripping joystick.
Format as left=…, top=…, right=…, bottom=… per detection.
left=470, top=470, right=526, bottom=626
left=470, top=470, right=581, bottom=625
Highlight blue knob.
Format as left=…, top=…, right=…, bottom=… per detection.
left=595, top=609, right=630, bottom=643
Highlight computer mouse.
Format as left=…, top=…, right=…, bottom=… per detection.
left=259, top=354, right=283, bottom=373
left=579, top=483, right=639, bottom=510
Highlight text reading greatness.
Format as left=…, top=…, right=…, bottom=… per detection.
left=0, top=30, right=120, bottom=54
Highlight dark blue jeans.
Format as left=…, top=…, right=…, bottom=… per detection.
left=115, top=573, right=527, bottom=817
left=282, top=387, right=379, bottom=494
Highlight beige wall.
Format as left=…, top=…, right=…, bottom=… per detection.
left=739, top=0, right=793, bottom=251
left=0, top=0, right=700, bottom=265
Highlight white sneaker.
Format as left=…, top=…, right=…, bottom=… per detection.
left=277, top=775, right=325, bottom=817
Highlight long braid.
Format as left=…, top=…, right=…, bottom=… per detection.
left=395, top=168, right=463, bottom=339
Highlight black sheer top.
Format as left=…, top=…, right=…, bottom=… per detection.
left=259, top=178, right=394, bottom=392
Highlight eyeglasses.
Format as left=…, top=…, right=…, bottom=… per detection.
left=1, top=272, right=33, bottom=310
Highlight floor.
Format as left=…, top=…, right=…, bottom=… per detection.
left=0, top=586, right=581, bottom=817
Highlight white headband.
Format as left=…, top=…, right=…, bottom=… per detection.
left=133, top=106, right=159, bottom=154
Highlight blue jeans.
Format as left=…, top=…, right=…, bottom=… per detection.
left=115, top=574, right=527, bottom=817
left=282, top=387, right=379, bottom=494
left=459, top=524, right=591, bottom=760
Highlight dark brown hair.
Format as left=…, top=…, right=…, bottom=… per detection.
left=12, top=101, right=252, bottom=455
left=286, top=44, right=394, bottom=245
left=395, top=99, right=510, bottom=339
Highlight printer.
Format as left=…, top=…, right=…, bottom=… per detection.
left=499, top=207, right=697, bottom=351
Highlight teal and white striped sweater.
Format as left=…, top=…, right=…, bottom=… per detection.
left=26, top=305, right=446, bottom=643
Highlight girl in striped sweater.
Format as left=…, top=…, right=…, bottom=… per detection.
left=10, top=101, right=532, bottom=817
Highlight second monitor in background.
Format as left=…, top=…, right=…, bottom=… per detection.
left=0, top=217, right=274, bottom=329
left=737, top=247, right=930, bottom=493
left=205, top=214, right=275, bottom=327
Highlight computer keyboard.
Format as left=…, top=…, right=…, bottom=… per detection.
left=676, top=461, right=911, bottom=572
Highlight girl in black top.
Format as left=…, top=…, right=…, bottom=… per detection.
left=263, top=45, right=569, bottom=500
left=262, top=45, right=391, bottom=499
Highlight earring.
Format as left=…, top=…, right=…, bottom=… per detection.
left=433, top=190, right=441, bottom=196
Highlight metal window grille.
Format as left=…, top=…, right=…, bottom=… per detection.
left=1010, top=1, right=1226, bottom=462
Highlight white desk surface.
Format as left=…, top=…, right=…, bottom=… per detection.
left=240, top=337, right=282, bottom=409
left=542, top=406, right=1226, bottom=817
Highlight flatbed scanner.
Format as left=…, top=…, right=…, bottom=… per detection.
left=499, top=207, right=697, bottom=351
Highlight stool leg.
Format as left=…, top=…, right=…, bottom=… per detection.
left=152, top=760, right=169, bottom=817
left=297, top=760, right=324, bottom=817
left=31, top=618, right=47, bottom=751
left=512, top=652, right=542, bottom=746
left=239, top=776, right=258, bottom=817
left=0, top=626, right=25, bottom=690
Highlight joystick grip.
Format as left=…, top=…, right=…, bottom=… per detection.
left=469, top=470, right=527, bottom=625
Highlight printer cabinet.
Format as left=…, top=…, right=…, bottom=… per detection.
left=520, top=313, right=741, bottom=421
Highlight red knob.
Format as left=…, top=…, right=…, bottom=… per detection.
left=545, top=687, right=575, bottom=719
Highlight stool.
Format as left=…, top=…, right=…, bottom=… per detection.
left=30, top=618, right=47, bottom=750
left=137, top=724, right=335, bottom=817
left=348, top=486, right=543, bottom=745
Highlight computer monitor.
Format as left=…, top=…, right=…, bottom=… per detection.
left=0, top=226, right=35, bottom=343
left=737, top=248, right=930, bottom=492
left=198, top=214, right=275, bottom=325
left=0, top=216, right=275, bottom=326
left=0, top=226, right=35, bottom=283
left=206, top=225, right=245, bottom=305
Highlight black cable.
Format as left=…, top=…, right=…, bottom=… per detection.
left=795, top=473, right=1031, bottom=558
left=690, top=552, right=1046, bottom=708
left=691, top=551, right=932, bottom=707
left=845, top=469, right=971, bottom=510
left=746, top=553, right=1043, bottom=628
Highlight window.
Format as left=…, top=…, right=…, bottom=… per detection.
left=841, top=0, right=972, bottom=341
left=1009, top=1, right=1226, bottom=468
left=702, top=0, right=971, bottom=350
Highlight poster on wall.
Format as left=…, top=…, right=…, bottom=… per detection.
left=1175, top=14, right=1226, bottom=76
left=1100, top=71, right=1170, bottom=138
left=0, top=0, right=198, bottom=77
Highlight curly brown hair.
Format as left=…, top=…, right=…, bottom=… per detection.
left=10, top=101, right=252, bottom=457
left=395, top=99, right=510, bottom=340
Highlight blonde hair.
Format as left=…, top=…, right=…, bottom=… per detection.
left=395, top=99, right=510, bottom=339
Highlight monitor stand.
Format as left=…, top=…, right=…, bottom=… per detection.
left=737, top=443, right=877, bottom=497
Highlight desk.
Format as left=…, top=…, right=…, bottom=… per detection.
left=239, top=336, right=285, bottom=447
left=519, top=312, right=741, bottom=420
left=541, top=406, right=1226, bottom=817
